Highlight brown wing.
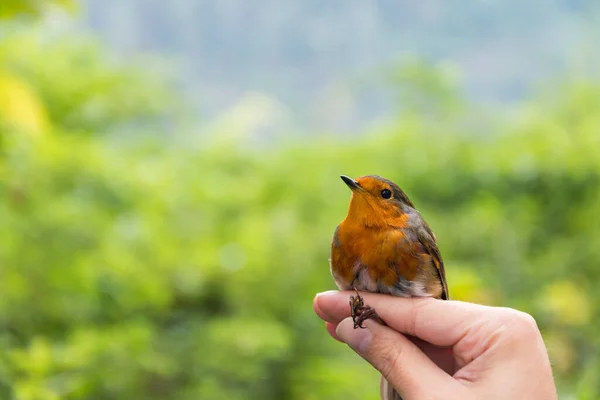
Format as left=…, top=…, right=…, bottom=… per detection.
left=417, top=224, right=449, bottom=300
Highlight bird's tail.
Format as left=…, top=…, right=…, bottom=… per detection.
left=380, top=376, right=402, bottom=400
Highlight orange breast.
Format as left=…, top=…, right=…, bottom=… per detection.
left=330, top=220, right=425, bottom=292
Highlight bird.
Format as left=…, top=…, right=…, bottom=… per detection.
left=330, top=175, right=449, bottom=400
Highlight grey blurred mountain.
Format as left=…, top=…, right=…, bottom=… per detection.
left=80, top=0, right=598, bottom=131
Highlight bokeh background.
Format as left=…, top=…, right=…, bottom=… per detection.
left=1, top=1, right=600, bottom=399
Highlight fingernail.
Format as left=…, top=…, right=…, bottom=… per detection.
left=313, top=290, right=341, bottom=322
left=315, top=290, right=339, bottom=298
left=336, top=317, right=373, bottom=354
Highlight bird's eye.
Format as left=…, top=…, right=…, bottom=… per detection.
left=381, top=189, right=392, bottom=199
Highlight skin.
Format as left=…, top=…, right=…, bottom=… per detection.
left=314, top=290, right=558, bottom=400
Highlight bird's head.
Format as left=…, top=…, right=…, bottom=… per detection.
left=340, top=175, right=415, bottom=227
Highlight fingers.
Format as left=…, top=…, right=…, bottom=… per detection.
left=314, top=290, right=494, bottom=348
left=313, top=290, right=338, bottom=321
left=326, top=320, right=456, bottom=373
left=325, top=321, right=342, bottom=342
left=407, top=335, right=455, bottom=375
left=335, top=317, right=464, bottom=399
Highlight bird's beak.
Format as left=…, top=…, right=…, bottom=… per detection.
left=340, top=175, right=361, bottom=191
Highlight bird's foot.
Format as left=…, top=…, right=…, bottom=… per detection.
left=350, top=288, right=384, bottom=329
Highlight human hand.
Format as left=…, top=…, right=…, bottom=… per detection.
left=314, top=291, right=557, bottom=400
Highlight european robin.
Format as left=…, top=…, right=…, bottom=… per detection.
left=330, top=175, right=449, bottom=400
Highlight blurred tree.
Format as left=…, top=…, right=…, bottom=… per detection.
left=0, top=70, right=49, bottom=135
left=0, top=28, right=173, bottom=137
left=0, top=0, right=75, bottom=19
left=2, top=80, right=600, bottom=399
left=387, top=58, right=462, bottom=116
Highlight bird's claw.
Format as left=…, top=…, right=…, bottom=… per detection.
left=350, top=288, right=383, bottom=329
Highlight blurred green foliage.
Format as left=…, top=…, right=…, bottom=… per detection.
left=1, top=4, right=600, bottom=400
left=0, top=0, right=75, bottom=20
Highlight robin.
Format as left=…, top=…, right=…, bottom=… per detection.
left=330, top=175, right=449, bottom=400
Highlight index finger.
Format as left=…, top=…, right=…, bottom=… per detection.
left=314, top=290, right=496, bottom=347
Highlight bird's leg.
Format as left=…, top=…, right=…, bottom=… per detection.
left=349, top=287, right=363, bottom=326
left=350, top=287, right=384, bottom=329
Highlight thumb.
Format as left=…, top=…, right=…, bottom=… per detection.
left=336, top=317, right=460, bottom=399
